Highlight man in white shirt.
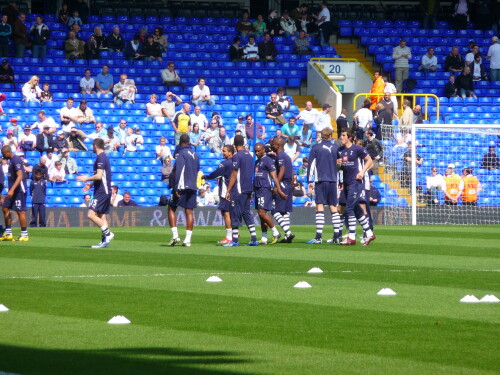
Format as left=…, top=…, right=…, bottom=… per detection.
left=161, top=61, right=185, bottom=89
left=161, top=92, right=182, bottom=119
left=314, top=104, right=332, bottom=135
left=18, top=125, right=37, bottom=151
left=465, top=45, right=480, bottom=66
left=80, top=68, right=95, bottom=94
left=192, top=77, right=215, bottom=107
left=486, top=36, right=500, bottom=82
left=419, top=47, right=438, bottom=72
left=426, top=166, right=445, bottom=204
left=111, top=186, right=124, bottom=207
left=155, top=136, right=171, bottom=161
left=284, top=136, right=300, bottom=162
left=87, top=122, right=106, bottom=140
left=124, top=126, right=144, bottom=152
left=60, top=97, right=79, bottom=134
left=296, top=101, right=318, bottom=128
left=31, top=110, right=58, bottom=134
left=190, top=105, right=209, bottom=130
left=354, top=98, right=373, bottom=139
left=315, top=1, right=331, bottom=47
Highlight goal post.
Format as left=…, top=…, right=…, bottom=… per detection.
left=379, top=123, right=500, bottom=225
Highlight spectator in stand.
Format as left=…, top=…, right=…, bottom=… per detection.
left=124, top=126, right=144, bottom=152
left=32, top=155, right=49, bottom=180
left=419, top=47, right=438, bottom=72
left=369, top=71, right=385, bottom=110
left=365, top=129, right=384, bottom=171
left=0, top=59, right=14, bottom=83
left=48, top=160, right=66, bottom=182
left=296, top=12, right=317, bottom=36
left=383, top=76, right=398, bottom=112
left=392, top=38, right=411, bottom=93
left=377, top=92, right=396, bottom=120
left=161, top=92, right=182, bottom=119
left=253, top=14, right=266, bottom=37
left=465, top=44, right=480, bottom=66
left=298, top=156, right=308, bottom=177
left=113, top=74, right=137, bottom=104
left=156, top=136, right=172, bottom=161
left=80, top=194, right=91, bottom=208
left=68, top=10, right=82, bottom=28
left=172, top=103, right=191, bottom=145
left=53, top=130, right=69, bottom=153
left=313, top=104, right=332, bottom=139
left=22, top=75, right=42, bottom=102
left=40, top=83, right=52, bottom=102
left=297, top=101, right=318, bottom=129
left=369, top=177, right=382, bottom=206
left=71, top=24, right=82, bottom=40
left=91, top=26, right=107, bottom=50
left=266, top=93, right=286, bottom=125
left=80, top=69, right=95, bottom=94
left=426, top=166, right=446, bottom=204
left=125, top=34, right=143, bottom=62
left=211, top=127, right=231, bottom=154
left=75, top=100, right=95, bottom=125
left=161, top=61, right=185, bottom=89
left=294, top=30, right=313, bottom=55
left=84, top=35, right=99, bottom=59
left=335, top=107, right=349, bottom=137
left=452, top=0, right=469, bottom=31
left=60, top=97, right=78, bottom=134
left=481, top=145, right=499, bottom=169
left=2, top=1, right=18, bottom=28
left=373, top=102, right=393, bottom=130
left=75, top=0, right=90, bottom=24
left=258, top=32, right=278, bottom=62
left=292, top=174, right=306, bottom=200
left=102, top=126, right=120, bottom=153
left=192, top=77, right=214, bottom=107
left=107, top=26, right=125, bottom=53
left=444, top=74, right=458, bottom=98
left=59, top=147, right=78, bottom=174
left=243, top=35, right=259, bottom=61
left=146, top=94, right=162, bottom=120
left=117, top=192, right=139, bottom=207
left=32, top=110, right=58, bottom=134
left=290, top=4, right=308, bottom=20
left=7, top=117, right=20, bottom=137
left=413, top=105, right=424, bottom=124
left=65, top=31, right=84, bottom=59
left=284, top=135, right=300, bottom=162
left=229, top=36, right=243, bottom=62
left=3, top=129, right=17, bottom=151
left=67, top=126, right=87, bottom=152
left=281, top=117, right=300, bottom=138
left=204, top=119, right=219, bottom=149
left=445, top=46, right=464, bottom=73
left=402, top=142, right=423, bottom=188
left=95, top=65, right=114, bottom=96
left=400, top=99, right=414, bottom=126
left=138, top=27, right=147, bottom=43
left=470, top=53, right=488, bottom=81
left=152, top=27, right=167, bottom=52
left=266, top=10, right=282, bottom=36
left=13, top=13, right=30, bottom=58
left=160, top=156, right=174, bottom=183
left=298, top=123, right=312, bottom=147
left=280, top=11, right=297, bottom=37
left=189, top=123, right=203, bottom=150
left=87, top=122, right=106, bottom=140
left=197, top=188, right=209, bottom=207
left=113, top=119, right=127, bottom=146
left=0, top=15, right=12, bottom=58
left=276, top=87, right=291, bottom=110
left=421, top=0, right=439, bottom=29
left=486, top=36, right=500, bottom=82
left=30, top=16, right=50, bottom=60
left=236, top=11, right=253, bottom=39
left=244, top=114, right=266, bottom=143
left=190, top=105, right=208, bottom=130
left=18, top=125, right=37, bottom=152
left=142, top=34, right=163, bottom=62
left=455, top=66, right=476, bottom=98
left=314, top=1, right=332, bottom=48
left=354, top=99, right=373, bottom=140
left=235, top=115, right=246, bottom=135
left=111, top=185, right=123, bottom=207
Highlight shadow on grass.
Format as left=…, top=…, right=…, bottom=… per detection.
left=0, top=344, right=254, bottom=375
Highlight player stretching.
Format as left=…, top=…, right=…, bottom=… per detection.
left=254, top=142, right=286, bottom=244
left=271, top=137, right=295, bottom=243
left=203, top=144, right=235, bottom=244
left=0, top=146, right=29, bottom=241
left=224, top=134, right=258, bottom=247
left=306, top=128, right=342, bottom=244
left=77, top=139, right=114, bottom=248
left=338, top=129, right=375, bottom=246
left=168, top=134, right=200, bottom=247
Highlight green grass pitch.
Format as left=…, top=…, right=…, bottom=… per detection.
left=0, top=225, right=498, bottom=375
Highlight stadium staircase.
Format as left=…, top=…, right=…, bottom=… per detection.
left=333, top=43, right=377, bottom=74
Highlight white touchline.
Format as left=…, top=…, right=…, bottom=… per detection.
left=0, top=371, right=23, bottom=375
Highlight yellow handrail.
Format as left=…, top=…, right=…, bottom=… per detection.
left=310, top=57, right=375, bottom=80
left=352, top=93, right=440, bottom=122
left=312, top=62, right=340, bottom=93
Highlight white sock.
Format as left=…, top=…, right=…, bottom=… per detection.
left=226, top=228, right=232, bottom=240
left=271, top=226, right=279, bottom=236
left=171, top=226, right=178, bottom=238
left=365, top=229, right=373, bottom=238
left=348, top=233, right=356, bottom=240
left=100, top=225, right=107, bottom=231
left=185, top=230, right=192, bottom=242
left=262, top=232, right=268, bottom=239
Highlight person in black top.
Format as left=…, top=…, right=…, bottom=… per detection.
left=0, top=59, right=14, bottom=83
left=444, top=46, right=464, bottom=73
left=481, top=146, right=499, bottom=169
left=455, top=66, right=476, bottom=98
left=29, top=170, right=47, bottom=227
left=369, top=178, right=382, bottom=206
left=229, top=36, right=243, bottom=62
left=258, top=33, right=278, bottom=62
left=35, top=125, right=55, bottom=154
left=116, top=191, right=139, bottom=207
left=32, top=155, right=49, bottom=180
left=30, top=16, right=50, bottom=60
left=444, top=75, right=458, bottom=98
left=142, top=34, right=163, bottom=62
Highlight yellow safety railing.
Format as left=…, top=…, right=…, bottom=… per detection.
left=312, top=62, right=340, bottom=93
left=310, top=57, right=375, bottom=80
left=352, top=93, right=440, bottom=121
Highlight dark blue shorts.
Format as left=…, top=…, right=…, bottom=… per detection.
left=229, top=192, right=252, bottom=227
left=338, top=188, right=347, bottom=206
left=254, top=187, right=273, bottom=211
left=359, top=189, right=370, bottom=204
left=89, top=192, right=111, bottom=214
left=272, top=183, right=293, bottom=214
left=218, top=197, right=231, bottom=212
left=315, top=181, right=338, bottom=206
left=344, top=181, right=363, bottom=215
left=3, top=188, right=27, bottom=211
left=169, top=190, right=197, bottom=210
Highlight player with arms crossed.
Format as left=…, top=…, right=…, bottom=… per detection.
left=203, top=144, right=235, bottom=244
left=306, top=128, right=342, bottom=244
left=254, top=142, right=286, bottom=244
left=77, top=139, right=114, bottom=248
left=1, top=145, right=29, bottom=241
left=224, top=134, right=259, bottom=247
left=168, top=134, right=200, bottom=247
left=271, top=137, right=295, bottom=243
left=337, top=129, right=375, bottom=246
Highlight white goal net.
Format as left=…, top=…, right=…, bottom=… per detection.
left=379, top=124, right=500, bottom=225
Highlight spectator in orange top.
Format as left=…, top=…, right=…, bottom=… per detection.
left=370, top=71, right=385, bottom=111
left=460, top=167, right=482, bottom=206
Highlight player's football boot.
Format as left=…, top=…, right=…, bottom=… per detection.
left=91, top=242, right=106, bottom=248
left=168, top=237, right=181, bottom=246
left=306, top=238, right=322, bottom=244
left=217, top=238, right=231, bottom=244
left=340, top=237, right=356, bottom=246
left=222, top=241, right=240, bottom=247
left=258, top=239, right=268, bottom=245
left=362, top=234, right=376, bottom=246
left=327, top=237, right=341, bottom=244
left=182, top=242, right=191, bottom=247
left=280, top=232, right=295, bottom=243
left=103, top=232, right=114, bottom=246
left=269, top=234, right=281, bottom=244
left=0, top=234, right=14, bottom=241
left=16, top=236, right=29, bottom=242
left=246, top=241, right=260, bottom=246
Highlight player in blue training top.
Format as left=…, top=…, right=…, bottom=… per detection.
left=1, top=145, right=29, bottom=241
left=254, top=142, right=287, bottom=245
left=203, top=144, right=235, bottom=244
left=337, top=128, right=376, bottom=246
left=224, top=134, right=258, bottom=247
left=77, top=138, right=114, bottom=248
left=168, top=133, right=200, bottom=247
left=306, top=127, right=342, bottom=244
left=271, top=137, right=295, bottom=243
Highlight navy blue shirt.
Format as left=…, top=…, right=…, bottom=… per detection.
left=8, top=155, right=27, bottom=192
left=338, top=144, right=369, bottom=186
left=30, top=178, right=46, bottom=204
left=174, top=145, right=200, bottom=191
left=307, top=140, right=339, bottom=183
left=205, top=158, right=233, bottom=198
left=276, top=151, right=293, bottom=184
left=232, top=149, right=254, bottom=194
left=0, top=163, right=4, bottom=188
left=254, top=155, right=276, bottom=188
left=93, top=152, right=112, bottom=195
